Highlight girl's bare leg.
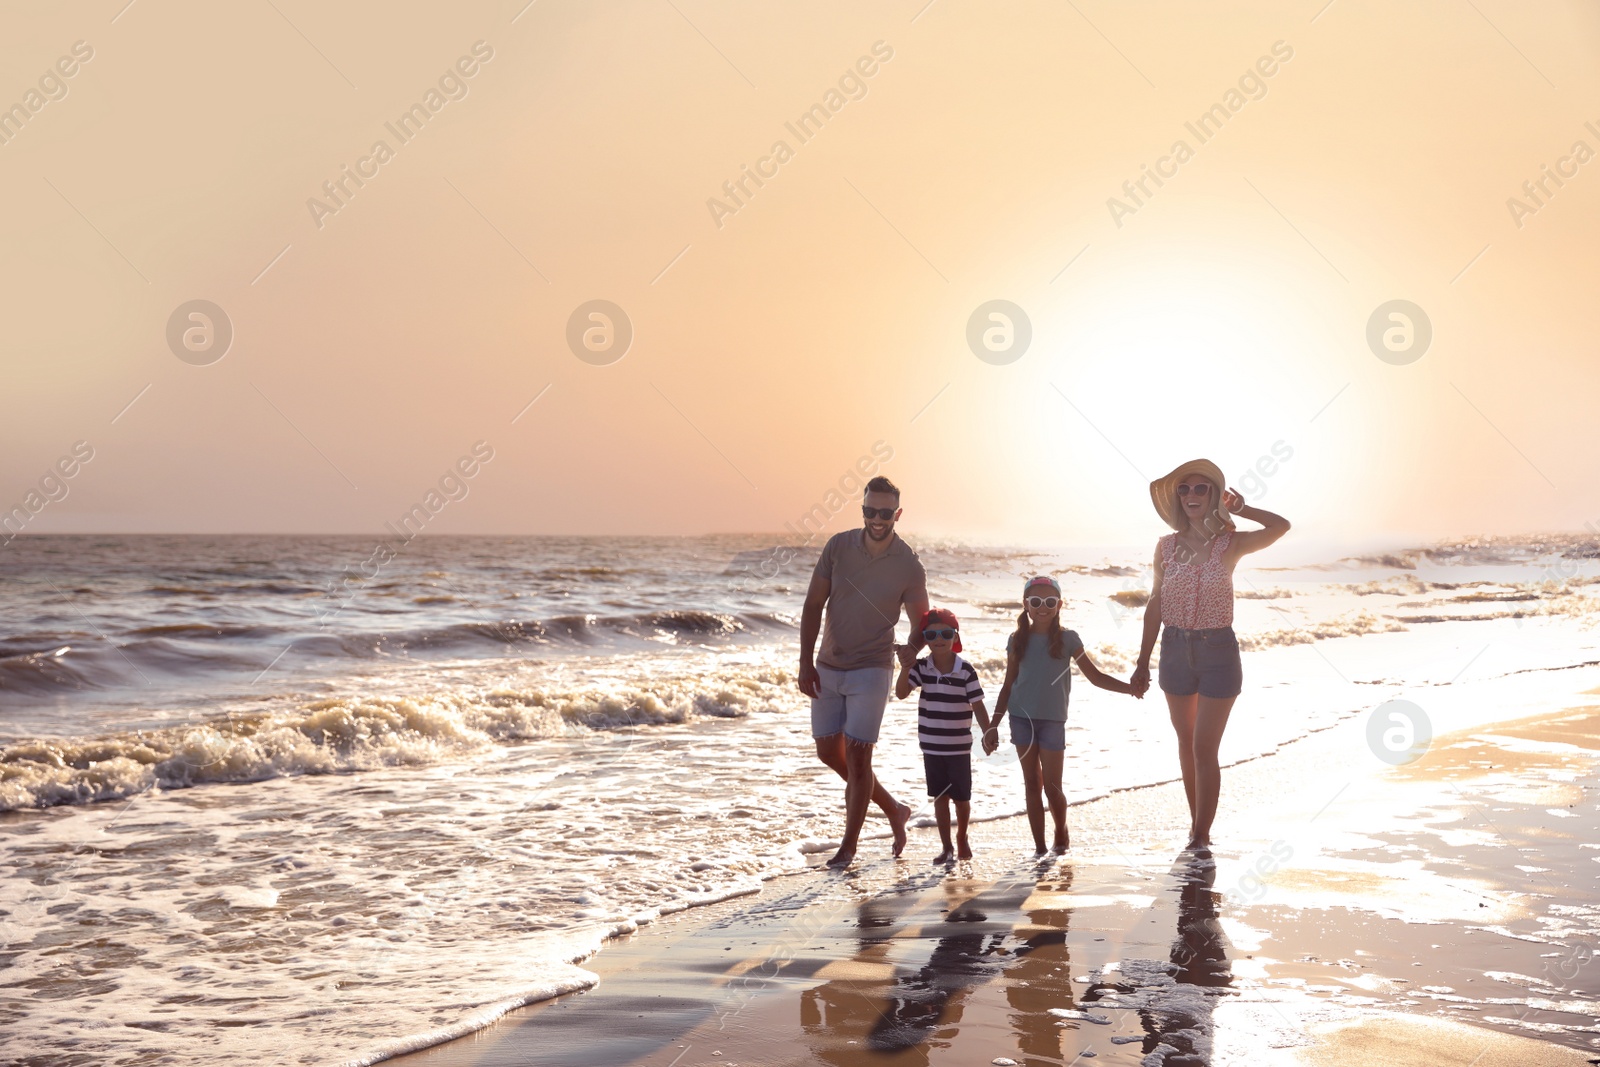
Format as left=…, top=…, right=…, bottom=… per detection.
left=1040, top=748, right=1068, bottom=851
left=1017, top=744, right=1046, bottom=854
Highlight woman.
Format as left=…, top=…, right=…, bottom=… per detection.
left=1129, top=459, right=1290, bottom=851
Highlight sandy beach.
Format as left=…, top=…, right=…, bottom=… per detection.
left=386, top=688, right=1600, bottom=1067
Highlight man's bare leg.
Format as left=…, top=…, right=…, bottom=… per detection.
left=815, top=735, right=910, bottom=866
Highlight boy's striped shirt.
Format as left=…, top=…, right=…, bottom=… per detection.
left=907, top=654, right=985, bottom=754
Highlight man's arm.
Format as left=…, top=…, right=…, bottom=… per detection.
left=798, top=571, right=830, bottom=698
left=901, top=571, right=930, bottom=659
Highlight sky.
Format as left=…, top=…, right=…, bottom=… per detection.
left=2, top=0, right=1597, bottom=547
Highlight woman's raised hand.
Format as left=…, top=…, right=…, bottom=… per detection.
left=1222, top=487, right=1245, bottom=514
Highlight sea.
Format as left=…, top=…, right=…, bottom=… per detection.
left=1, top=532, right=1598, bottom=1064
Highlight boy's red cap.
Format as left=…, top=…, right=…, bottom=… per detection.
left=920, top=607, right=961, bottom=653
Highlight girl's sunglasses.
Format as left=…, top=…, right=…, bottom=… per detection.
left=862, top=505, right=897, bottom=520
left=1025, top=595, right=1059, bottom=609
left=1176, top=483, right=1210, bottom=496
left=922, top=627, right=957, bottom=641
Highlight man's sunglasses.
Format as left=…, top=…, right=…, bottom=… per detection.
left=1025, top=595, right=1059, bottom=609
left=922, top=628, right=957, bottom=641
left=862, top=506, right=897, bottom=520
left=1176, top=483, right=1210, bottom=496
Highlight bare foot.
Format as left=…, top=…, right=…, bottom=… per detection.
left=956, top=836, right=972, bottom=860
left=932, top=848, right=953, bottom=864
left=1033, top=845, right=1049, bottom=858
left=1052, top=829, right=1069, bottom=852
left=890, top=802, right=911, bottom=858
left=825, top=848, right=855, bottom=869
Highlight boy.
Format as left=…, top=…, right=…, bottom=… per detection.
left=895, top=608, right=991, bottom=862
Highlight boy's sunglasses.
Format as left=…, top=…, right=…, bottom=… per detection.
left=1025, top=595, right=1059, bottom=609
left=1176, top=483, right=1210, bottom=496
left=862, top=506, right=897, bottom=520
left=922, top=628, right=957, bottom=641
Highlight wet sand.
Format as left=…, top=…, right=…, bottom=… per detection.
left=385, top=697, right=1600, bottom=1067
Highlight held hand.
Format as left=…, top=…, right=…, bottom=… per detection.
left=895, top=643, right=915, bottom=668
left=981, top=728, right=999, bottom=756
left=798, top=661, right=820, bottom=699
left=1223, top=487, right=1245, bottom=514
left=1130, top=664, right=1150, bottom=699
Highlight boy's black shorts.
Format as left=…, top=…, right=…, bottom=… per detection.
left=923, top=752, right=972, bottom=803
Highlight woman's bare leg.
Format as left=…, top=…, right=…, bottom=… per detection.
left=1166, top=693, right=1200, bottom=842
left=1190, top=696, right=1236, bottom=847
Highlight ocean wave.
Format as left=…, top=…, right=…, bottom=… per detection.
left=0, top=663, right=798, bottom=810
left=1236, top=587, right=1294, bottom=600
left=0, top=646, right=94, bottom=696
left=126, top=622, right=279, bottom=638
left=0, top=610, right=799, bottom=699
left=1237, top=611, right=1407, bottom=651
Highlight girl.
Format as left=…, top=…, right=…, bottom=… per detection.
left=1129, top=459, right=1291, bottom=852
left=987, top=576, right=1139, bottom=855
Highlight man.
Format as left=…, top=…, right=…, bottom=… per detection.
left=797, top=475, right=928, bottom=868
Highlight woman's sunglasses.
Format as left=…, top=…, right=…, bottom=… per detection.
left=1176, top=483, right=1210, bottom=496
left=922, top=628, right=957, bottom=641
left=862, top=505, right=897, bottom=520
left=1025, top=595, right=1059, bottom=609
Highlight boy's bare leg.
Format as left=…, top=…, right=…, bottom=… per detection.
left=933, top=796, right=953, bottom=863
left=955, top=800, right=972, bottom=859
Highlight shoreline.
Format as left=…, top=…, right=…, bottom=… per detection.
left=378, top=675, right=1600, bottom=1066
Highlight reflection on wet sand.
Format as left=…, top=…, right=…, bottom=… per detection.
left=1083, top=854, right=1234, bottom=1066
left=794, top=854, right=1237, bottom=1065
left=1000, top=868, right=1078, bottom=1067
left=798, top=864, right=1083, bottom=1066
left=800, top=879, right=1007, bottom=1066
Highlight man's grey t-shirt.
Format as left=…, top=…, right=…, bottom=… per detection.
left=813, top=529, right=926, bottom=672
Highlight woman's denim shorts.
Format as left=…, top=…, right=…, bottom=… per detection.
left=1158, top=625, right=1243, bottom=699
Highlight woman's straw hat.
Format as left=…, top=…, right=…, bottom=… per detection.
left=1149, top=458, right=1234, bottom=533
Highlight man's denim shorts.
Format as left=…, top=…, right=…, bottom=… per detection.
left=811, top=666, right=894, bottom=745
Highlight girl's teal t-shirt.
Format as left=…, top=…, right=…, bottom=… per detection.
left=1007, top=628, right=1085, bottom=721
